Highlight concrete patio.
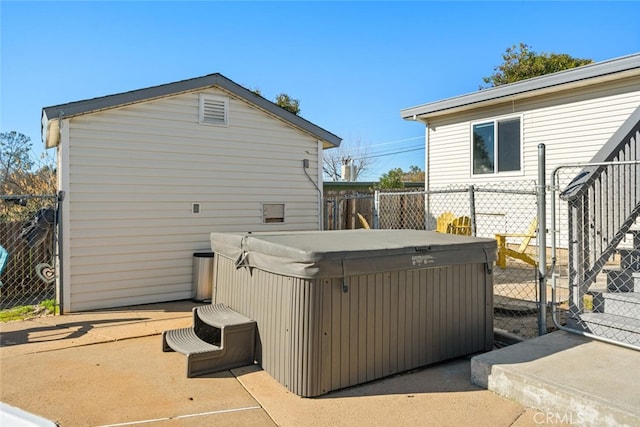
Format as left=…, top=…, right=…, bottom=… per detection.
left=0, top=300, right=637, bottom=426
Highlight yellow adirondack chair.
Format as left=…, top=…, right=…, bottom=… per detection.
left=495, top=218, right=538, bottom=269
left=357, top=213, right=371, bottom=229
left=436, top=211, right=456, bottom=233
left=447, top=216, right=472, bottom=236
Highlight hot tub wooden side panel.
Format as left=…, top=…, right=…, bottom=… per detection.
left=316, top=264, right=492, bottom=396
left=213, top=254, right=493, bottom=397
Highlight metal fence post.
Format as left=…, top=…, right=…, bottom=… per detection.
left=373, top=190, right=380, bottom=229
left=56, top=191, right=65, bottom=315
left=424, top=190, right=430, bottom=230
left=468, top=185, right=477, bottom=236
left=537, top=144, right=547, bottom=335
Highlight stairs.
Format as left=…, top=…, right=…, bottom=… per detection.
left=162, top=304, right=256, bottom=377
left=581, top=226, right=640, bottom=347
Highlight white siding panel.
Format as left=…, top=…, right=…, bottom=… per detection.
left=65, top=88, right=323, bottom=311
left=428, top=123, right=470, bottom=187
left=428, top=79, right=640, bottom=188
left=425, top=76, right=640, bottom=251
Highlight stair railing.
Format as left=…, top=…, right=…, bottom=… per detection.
left=556, top=105, right=640, bottom=325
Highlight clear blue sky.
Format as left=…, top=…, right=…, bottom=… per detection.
left=2, top=1, right=639, bottom=181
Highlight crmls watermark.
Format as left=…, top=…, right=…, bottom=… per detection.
left=533, top=411, right=586, bottom=425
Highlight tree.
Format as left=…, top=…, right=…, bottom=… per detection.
left=323, top=136, right=376, bottom=182
left=251, top=89, right=301, bottom=116
left=1, top=131, right=57, bottom=220
left=275, top=93, right=301, bottom=115
left=1, top=131, right=33, bottom=192
left=482, top=43, right=592, bottom=88
left=375, top=165, right=424, bottom=189
left=377, top=168, right=405, bottom=189
left=403, top=165, right=425, bottom=182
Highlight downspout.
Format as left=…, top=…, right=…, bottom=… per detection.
left=303, top=141, right=324, bottom=230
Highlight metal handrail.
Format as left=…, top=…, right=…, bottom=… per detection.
left=550, top=103, right=640, bottom=350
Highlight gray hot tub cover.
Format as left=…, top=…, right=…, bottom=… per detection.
left=210, top=229, right=497, bottom=280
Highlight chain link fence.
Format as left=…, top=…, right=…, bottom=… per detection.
left=1, top=194, right=59, bottom=310
left=551, top=161, right=640, bottom=348
left=375, top=182, right=549, bottom=340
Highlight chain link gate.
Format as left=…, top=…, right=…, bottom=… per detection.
left=551, top=160, right=640, bottom=349
left=1, top=194, right=59, bottom=311
left=324, top=194, right=375, bottom=230
left=375, top=183, right=546, bottom=340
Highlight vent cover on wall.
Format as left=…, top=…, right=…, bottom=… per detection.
left=263, top=203, right=285, bottom=223
left=199, top=95, right=228, bottom=125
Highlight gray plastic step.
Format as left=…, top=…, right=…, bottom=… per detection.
left=162, top=304, right=256, bottom=377
left=194, top=304, right=255, bottom=330
left=162, top=327, right=221, bottom=354
left=580, top=312, right=640, bottom=346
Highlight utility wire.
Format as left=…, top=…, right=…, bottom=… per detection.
left=356, top=145, right=424, bottom=160
left=368, top=136, right=424, bottom=148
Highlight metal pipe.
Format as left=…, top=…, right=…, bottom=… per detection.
left=537, top=144, right=547, bottom=335
left=468, top=185, right=477, bottom=236
left=373, top=190, right=380, bottom=229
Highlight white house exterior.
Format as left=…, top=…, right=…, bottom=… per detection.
left=400, top=53, right=640, bottom=238
left=401, top=53, right=640, bottom=189
left=42, top=74, right=341, bottom=312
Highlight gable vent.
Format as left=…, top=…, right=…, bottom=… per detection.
left=199, top=94, right=228, bottom=126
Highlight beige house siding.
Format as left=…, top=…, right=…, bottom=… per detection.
left=59, top=88, right=323, bottom=311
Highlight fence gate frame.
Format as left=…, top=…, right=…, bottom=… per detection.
left=0, top=191, right=63, bottom=313
left=550, top=160, right=640, bottom=350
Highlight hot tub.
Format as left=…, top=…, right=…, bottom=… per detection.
left=210, top=229, right=496, bottom=397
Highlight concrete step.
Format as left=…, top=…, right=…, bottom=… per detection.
left=617, top=248, right=640, bottom=271
left=604, top=267, right=638, bottom=292
left=580, top=312, right=640, bottom=347
left=618, top=228, right=640, bottom=250
left=471, top=331, right=640, bottom=427
left=603, top=292, right=640, bottom=319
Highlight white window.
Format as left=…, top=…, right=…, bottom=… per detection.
left=199, top=94, right=228, bottom=126
left=472, top=116, right=521, bottom=175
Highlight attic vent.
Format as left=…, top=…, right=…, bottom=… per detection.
left=199, top=95, right=228, bottom=126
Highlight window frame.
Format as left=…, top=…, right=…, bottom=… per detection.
left=198, top=94, right=229, bottom=126
left=470, top=114, right=523, bottom=177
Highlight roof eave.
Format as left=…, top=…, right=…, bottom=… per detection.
left=42, top=73, right=341, bottom=149
left=401, top=53, right=640, bottom=122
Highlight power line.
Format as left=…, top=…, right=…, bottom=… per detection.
left=358, top=145, right=424, bottom=160
left=329, top=136, right=425, bottom=162
left=368, top=136, right=424, bottom=148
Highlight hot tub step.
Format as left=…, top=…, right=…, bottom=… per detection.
left=194, top=304, right=255, bottom=327
left=162, top=304, right=256, bottom=377
left=162, top=327, right=220, bottom=354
